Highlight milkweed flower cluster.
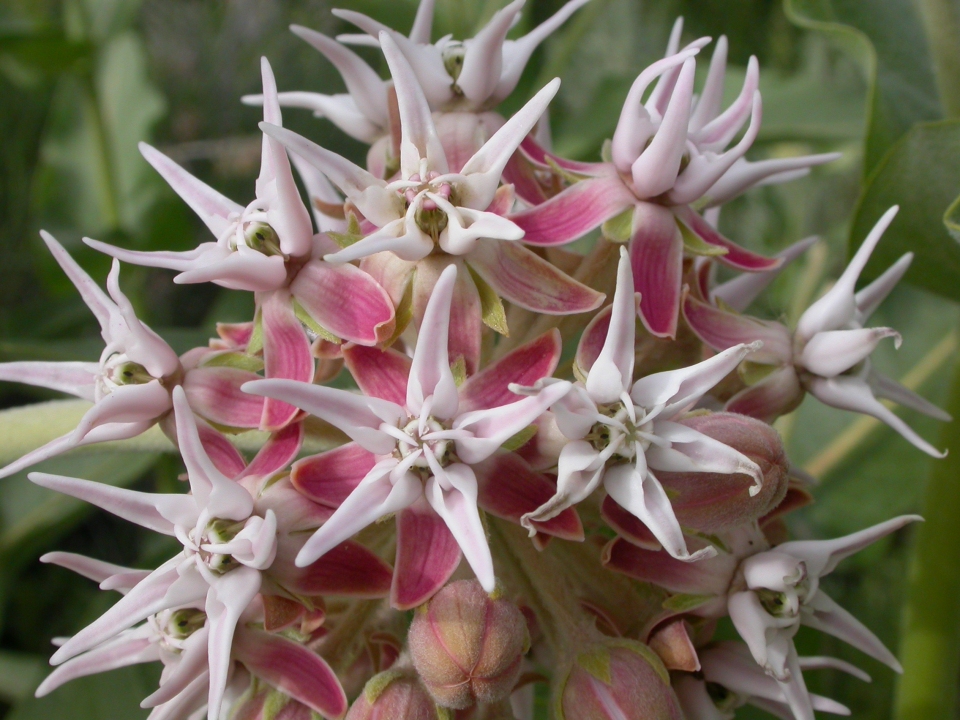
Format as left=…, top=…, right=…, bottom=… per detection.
left=1, top=3, right=948, bottom=719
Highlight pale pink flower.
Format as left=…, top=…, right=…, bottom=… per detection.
left=516, top=249, right=762, bottom=561
left=243, top=265, right=578, bottom=607
left=684, top=206, right=950, bottom=457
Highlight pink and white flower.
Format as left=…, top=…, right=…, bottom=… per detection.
left=684, top=206, right=949, bottom=457
left=243, top=265, right=580, bottom=608
left=515, top=248, right=762, bottom=561
left=509, top=22, right=838, bottom=337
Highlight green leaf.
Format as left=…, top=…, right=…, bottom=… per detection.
left=0, top=651, right=46, bottom=704
left=784, top=0, right=943, bottom=176
left=849, top=121, right=960, bottom=300
left=914, top=0, right=960, bottom=118
left=6, top=665, right=159, bottom=720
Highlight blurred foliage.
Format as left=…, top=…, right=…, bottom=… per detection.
left=0, top=0, right=958, bottom=718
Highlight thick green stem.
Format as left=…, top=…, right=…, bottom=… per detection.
left=893, top=352, right=960, bottom=719
left=916, top=0, right=960, bottom=118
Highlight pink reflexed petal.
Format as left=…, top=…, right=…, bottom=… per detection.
left=183, top=367, right=264, bottom=429
left=206, top=566, right=262, bottom=720
left=456, top=78, right=561, bottom=210
left=629, top=58, right=695, bottom=199
left=40, top=552, right=146, bottom=588
left=291, top=443, right=377, bottom=508
left=711, top=236, right=819, bottom=313
left=422, top=460, right=494, bottom=592
left=468, top=240, right=604, bottom=314
left=137, top=144, right=243, bottom=239
left=454, top=380, right=573, bottom=464
left=260, top=290, right=315, bottom=431
left=459, top=330, right=561, bottom=413
left=806, top=374, right=945, bottom=458
left=257, top=122, right=398, bottom=228
left=290, top=260, right=396, bottom=346
left=280, top=539, right=393, bottom=598
left=508, top=173, right=634, bottom=246
left=674, top=205, right=779, bottom=272
left=173, top=386, right=254, bottom=521
left=629, top=202, right=683, bottom=338
left=51, top=560, right=206, bottom=664
left=683, top=295, right=793, bottom=365
left=392, top=497, right=463, bottom=609
left=601, top=537, right=734, bottom=596
left=72, top=380, right=171, bottom=442
left=36, top=633, right=159, bottom=697
left=407, top=264, right=459, bottom=419
left=456, top=0, right=518, bottom=105
left=726, top=367, right=805, bottom=423
left=340, top=346, right=409, bottom=408
left=289, top=25, right=387, bottom=126
left=474, top=452, right=583, bottom=541
left=217, top=322, right=254, bottom=348
left=632, top=342, right=759, bottom=418
left=380, top=33, right=448, bottom=177
left=600, top=496, right=662, bottom=550
left=29, top=472, right=194, bottom=534
left=234, top=628, right=348, bottom=718
left=603, top=463, right=715, bottom=562
left=296, top=462, right=422, bottom=567
left=241, top=422, right=304, bottom=480
left=193, top=417, right=247, bottom=478
left=796, top=206, right=900, bottom=342
left=585, top=248, right=638, bottom=404
left=800, top=327, right=901, bottom=378
left=241, top=379, right=402, bottom=455
left=0, top=361, right=98, bottom=400
left=803, top=591, right=901, bottom=672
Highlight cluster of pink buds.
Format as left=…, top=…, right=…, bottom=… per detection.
left=1, top=3, right=947, bottom=719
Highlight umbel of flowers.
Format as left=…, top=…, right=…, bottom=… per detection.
left=0, top=2, right=948, bottom=719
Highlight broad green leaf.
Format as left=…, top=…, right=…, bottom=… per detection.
left=785, top=0, right=943, bottom=175
left=0, top=33, right=92, bottom=80
left=849, top=121, right=960, bottom=300
left=6, top=665, right=159, bottom=720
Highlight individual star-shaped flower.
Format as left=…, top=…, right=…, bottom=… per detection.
left=683, top=205, right=949, bottom=457
left=508, top=21, right=839, bottom=337
left=515, top=248, right=763, bottom=561
left=243, top=264, right=581, bottom=608
left=0, top=232, right=268, bottom=479
left=727, top=515, right=920, bottom=720
left=262, top=33, right=601, bottom=372
left=28, top=387, right=391, bottom=720
left=84, top=57, right=396, bottom=430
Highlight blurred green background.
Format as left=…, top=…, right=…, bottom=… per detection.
left=0, top=0, right=958, bottom=717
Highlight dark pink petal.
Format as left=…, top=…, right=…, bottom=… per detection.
left=234, top=628, right=348, bottom=719
left=682, top=294, right=792, bottom=364
left=600, top=495, right=662, bottom=550
left=630, top=202, right=683, bottom=338
left=519, top=135, right=609, bottom=175
left=280, top=540, right=393, bottom=598
left=260, top=290, right=314, bottom=431
left=262, top=595, right=307, bottom=632
left=509, top=173, right=634, bottom=246
left=193, top=416, right=247, bottom=478
left=575, top=303, right=611, bottom=376
left=474, top=452, right=584, bottom=541
left=601, top=537, right=735, bottom=598
left=291, top=443, right=376, bottom=508
left=183, top=366, right=264, bottom=429
left=217, top=321, right=254, bottom=348
left=241, top=422, right=304, bottom=480
left=469, top=240, right=603, bottom=315
left=290, top=260, right=395, bottom=347
left=675, top=205, right=779, bottom=271
left=502, top=151, right=552, bottom=206
left=343, top=344, right=411, bottom=406
left=391, top=499, right=462, bottom=610
left=449, top=265, right=483, bottom=376
left=725, top=366, right=804, bottom=423
left=360, top=252, right=416, bottom=307
left=459, top=330, right=561, bottom=412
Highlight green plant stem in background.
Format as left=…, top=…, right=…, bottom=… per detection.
left=894, top=348, right=960, bottom=720
left=916, top=0, right=960, bottom=118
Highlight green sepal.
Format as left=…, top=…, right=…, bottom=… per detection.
left=384, top=269, right=416, bottom=347
left=292, top=298, right=341, bottom=345
left=600, top=138, right=614, bottom=164
left=468, top=264, right=509, bottom=336
left=328, top=211, right=364, bottom=248
left=201, top=351, right=264, bottom=372
left=451, top=356, right=467, bottom=387
left=602, top=207, right=634, bottom=244
left=678, top=219, right=729, bottom=257
left=738, top=359, right=779, bottom=386
left=662, top=592, right=717, bottom=613
left=501, top=423, right=538, bottom=452
left=247, top=310, right=264, bottom=355
left=363, top=669, right=406, bottom=704
left=576, top=647, right=612, bottom=684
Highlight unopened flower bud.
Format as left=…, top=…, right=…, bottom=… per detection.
left=347, top=670, right=451, bottom=720
left=657, top=412, right=789, bottom=532
left=557, top=640, right=684, bottom=720
left=409, top=580, right=529, bottom=709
